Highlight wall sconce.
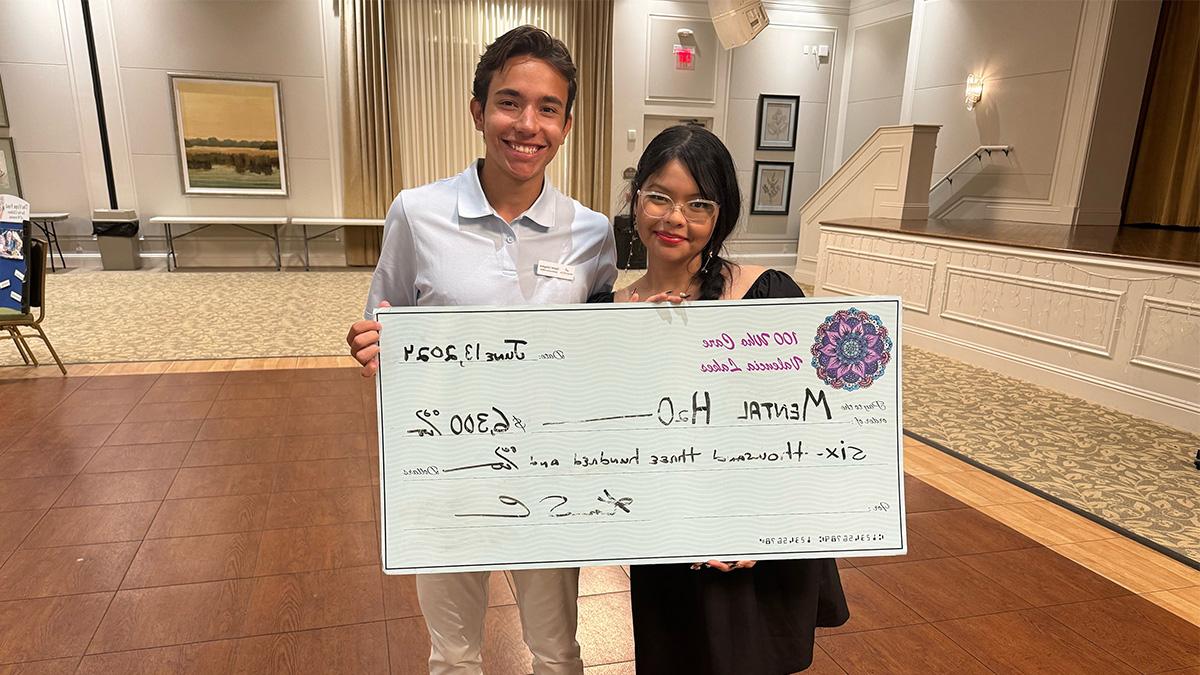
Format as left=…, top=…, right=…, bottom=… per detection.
left=965, top=74, right=984, bottom=111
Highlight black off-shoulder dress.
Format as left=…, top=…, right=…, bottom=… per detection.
left=590, top=269, right=850, bottom=675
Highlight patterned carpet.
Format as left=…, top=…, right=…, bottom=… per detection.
left=3, top=268, right=1197, bottom=563
left=0, top=269, right=371, bottom=365
left=904, top=346, right=1199, bottom=564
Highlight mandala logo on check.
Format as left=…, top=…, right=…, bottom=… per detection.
left=811, top=308, right=893, bottom=391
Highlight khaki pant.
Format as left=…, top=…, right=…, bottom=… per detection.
left=416, top=568, right=583, bottom=675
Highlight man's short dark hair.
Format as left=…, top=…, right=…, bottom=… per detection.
left=472, top=25, right=577, bottom=118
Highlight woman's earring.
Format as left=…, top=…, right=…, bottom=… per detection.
left=699, top=249, right=713, bottom=274
left=625, top=229, right=636, bottom=271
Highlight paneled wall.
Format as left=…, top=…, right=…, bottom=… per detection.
left=896, top=0, right=1160, bottom=225
left=907, top=0, right=1084, bottom=208
left=104, top=0, right=342, bottom=267
left=0, top=0, right=94, bottom=240
left=836, top=0, right=911, bottom=162
left=0, top=0, right=343, bottom=267
left=725, top=22, right=835, bottom=245
left=1074, top=0, right=1162, bottom=225
left=611, top=0, right=850, bottom=269
left=817, top=225, right=1200, bottom=432
left=109, top=0, right=338, bottom=220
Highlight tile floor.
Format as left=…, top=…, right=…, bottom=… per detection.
left=0, top=364, right=1196, bottom=674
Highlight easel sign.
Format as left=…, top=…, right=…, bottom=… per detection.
left=0, top=195, right=30, bottom=315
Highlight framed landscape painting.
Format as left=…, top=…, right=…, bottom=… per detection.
left=170, top=75, right=287, bottom=196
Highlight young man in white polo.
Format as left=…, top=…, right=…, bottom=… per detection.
left=346, top=26, right=616, bottom=675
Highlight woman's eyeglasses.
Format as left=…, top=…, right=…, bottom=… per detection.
left=637, top=190, right=719, bottom=223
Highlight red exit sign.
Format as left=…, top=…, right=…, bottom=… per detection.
left=673, top=45, right=695, bottom=70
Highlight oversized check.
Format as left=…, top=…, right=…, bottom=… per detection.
left=376, top=297, right=905, bottom=573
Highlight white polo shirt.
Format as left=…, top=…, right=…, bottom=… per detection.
left=364, top=160, right=617, bottom=317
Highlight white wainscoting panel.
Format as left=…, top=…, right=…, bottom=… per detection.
left=940, top=265, right=1124, bottom=357
left=1130, top=297, right=1200, bottom=381
left=815, top=223, right=1200, bottom=432
left=822, top=246, right=935, bottom=313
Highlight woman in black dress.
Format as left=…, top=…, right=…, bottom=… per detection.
left=591, top=125, right=849, bottom=674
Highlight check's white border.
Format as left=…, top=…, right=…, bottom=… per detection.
left=376, top=298, right=906, bottom=572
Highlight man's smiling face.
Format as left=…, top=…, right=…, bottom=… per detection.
left=470, top=55, right=573, bottom=187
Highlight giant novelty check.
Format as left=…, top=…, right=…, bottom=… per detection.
left=376, top=297, right=906, bottom=573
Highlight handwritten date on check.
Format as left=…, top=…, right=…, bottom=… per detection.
left=375, top=297, right=906, bottom=574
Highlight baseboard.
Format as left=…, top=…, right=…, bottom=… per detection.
left=1072, top=208, right=1122, bottom=226
left=791, top=262, right=817, bottom=287
left=727, top=252, right=797, bottom=269
left=936, top=197, right=1075, bottom=225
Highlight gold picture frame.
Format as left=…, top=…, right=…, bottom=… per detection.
left=169, top=75, right=288, bottom=196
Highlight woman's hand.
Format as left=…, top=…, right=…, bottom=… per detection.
left=690, top=560, right=757, bottom=572
left=630, top=290, right=687, bottom=304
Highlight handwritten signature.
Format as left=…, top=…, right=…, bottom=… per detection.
left=454, top=490, right=634, bottom=520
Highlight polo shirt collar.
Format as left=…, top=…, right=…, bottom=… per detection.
left=457, top=159, right=558, bottom=228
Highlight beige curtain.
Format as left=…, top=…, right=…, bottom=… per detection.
left=566, top=1, right=613, bottom=215
left=339, top=0, right=615, bottom=265
left=1124, top=0, right=1199, bottom=228
left=339, top=0, right=395, bottom=264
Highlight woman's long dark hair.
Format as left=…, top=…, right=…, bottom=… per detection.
left=629, top=124, right=741, bottom=300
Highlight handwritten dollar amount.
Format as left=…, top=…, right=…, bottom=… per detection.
left=407, top=407, right=526, bottom=437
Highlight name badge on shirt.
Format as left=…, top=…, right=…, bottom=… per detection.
left=535, top=261, right=576, bottom=282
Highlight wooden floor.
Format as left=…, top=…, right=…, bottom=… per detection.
left=0, top=360, right=1197, bottom=674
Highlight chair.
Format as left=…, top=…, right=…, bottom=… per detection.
left=0, top=239, right=66, bottom=375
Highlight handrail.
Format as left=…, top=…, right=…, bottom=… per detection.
left=930, top=145, right=1012, bottom=192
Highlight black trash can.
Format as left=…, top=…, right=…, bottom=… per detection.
left=613, top=214, right=646, bottom=270
left=92, top=209, right=141, bottom=270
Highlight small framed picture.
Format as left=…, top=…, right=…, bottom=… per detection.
left=756, top=94, right=800, bottom=150
left=751, top=161, right=794, bottom=215
left=0, top=137, right=21, bottom=199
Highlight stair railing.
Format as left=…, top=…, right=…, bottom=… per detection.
left=930, top=145, right=1012, bottom=192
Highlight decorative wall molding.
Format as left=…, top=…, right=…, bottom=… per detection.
left=726, top=237, right=799, bottom=269
left=876, top=200, right=930, bottom=218
left=938, top=196, right=1072, bottom=225
left=1072, top=207, right=1123, bottom=226
left=899, top=0, right=1122, bottom=225
left=730, top=252, right=799, bottom=268
left=818, top=223, right=1200, bottom=431
left=823, top=245, right=934, bottom=312
left=725, top=19, right=841, bottom=254
left=766, top=1, right=852, bottom=17
left=940, top=265, right=1124, bottom=358
left=819, top=224, right=1200, bottom=279
left=798, top=124, right=937, bottom=288
left=797, top=141, right=903, bottom=265
left=845, top=0, right=908, bottom=18
left=833, top=9, right=912, bottom=163
left=1130, top=297, right=1200, bottom=381
left=644, top=13, right=720, bottom=105
left=1051, top=0, right=1117, bottom=217
left=805, top=144, right=902, bottom=215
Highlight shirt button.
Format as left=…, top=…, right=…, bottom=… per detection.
left=505, top=235, right=514, bottom=244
